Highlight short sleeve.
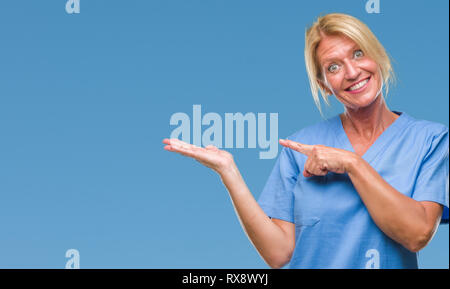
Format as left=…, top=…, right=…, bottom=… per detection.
left=257, top=145, right=300, bottom=224
left=412, top=128, right=449, bottom=224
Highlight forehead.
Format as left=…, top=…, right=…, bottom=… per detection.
left=316, top=34, right=358, bottom=64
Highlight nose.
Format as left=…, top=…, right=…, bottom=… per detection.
left=343, top=59, right=360, bottom=80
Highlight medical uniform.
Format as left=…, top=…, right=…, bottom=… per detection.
left=257, top=111, right=449, bottom=269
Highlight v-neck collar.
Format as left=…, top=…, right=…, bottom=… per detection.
left=333, top=111, right=408, bottom=163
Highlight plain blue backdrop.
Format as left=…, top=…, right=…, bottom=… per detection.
left=0, top=0, right=448, bottom=268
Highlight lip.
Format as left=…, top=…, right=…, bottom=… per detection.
left=345, top=76, right=371, bottom=94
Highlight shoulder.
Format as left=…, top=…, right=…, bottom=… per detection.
left=285, top=115, right=339, bottom=145
left=401, top=112, right=448, bottom=161
left=402, top=112, right=448, bottom=140
left=277, top=116, right=339, bottom=165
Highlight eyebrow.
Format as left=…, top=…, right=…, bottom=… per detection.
left=321, top=43, right=360, bottom=65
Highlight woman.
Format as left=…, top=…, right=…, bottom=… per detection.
left=162, top=13, right=449, bottom=269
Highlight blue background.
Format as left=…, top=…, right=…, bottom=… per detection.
left=0, top=0, right=448, bottom=268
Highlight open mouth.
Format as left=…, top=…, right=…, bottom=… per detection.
left=345, top=76, right=371, bottom=92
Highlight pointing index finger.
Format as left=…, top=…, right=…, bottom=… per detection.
left=279, top=139, right=314, bottom=156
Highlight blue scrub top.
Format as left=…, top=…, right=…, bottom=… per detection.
left=257, top=111, right=449, bottom=269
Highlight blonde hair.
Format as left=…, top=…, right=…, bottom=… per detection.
left=304, top=13, right=396, bottom=115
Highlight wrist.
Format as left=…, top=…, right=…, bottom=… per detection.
left=218, top=160, right=239, bottom=178
left=345, top=152, right=363, bottom=175
left=218, top=161, right=246, bottom=194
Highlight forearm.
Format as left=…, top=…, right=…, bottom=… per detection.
left=346, top=156, right=433, bottom=252
left=219, top=163, right=294, bottom=268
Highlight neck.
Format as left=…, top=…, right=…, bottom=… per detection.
left=341, top=96, right=398, bottom=140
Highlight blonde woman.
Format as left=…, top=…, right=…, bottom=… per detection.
left=162, top=13, right=449, bottom=269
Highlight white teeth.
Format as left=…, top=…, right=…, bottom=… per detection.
left=348, top=78, right=369, bottom=91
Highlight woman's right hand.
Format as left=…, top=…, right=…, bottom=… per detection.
left=162, top=138, right=235, bottom=175
left=162, top=138, right=295, bottom=268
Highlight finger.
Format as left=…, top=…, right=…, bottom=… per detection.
left=295, top=143, right=314, bottom=155
left=173, top=142, right=215, bottom=163
left=171, top=144, right=199, bottom=158
left=279, top=139, right=314, bottom=156
left=163, top=138, right=190, bottom=147
left=163, top=145, right=174, bottom=151
left=303, top=169, right=313, bottom=177
left=303, top=166, right=327, bottom=177
left=205, top=145, right=219, bottom=151
left=303, top=157, right=313, bottom=177
left=163, top=144, right=187, bottom=153
left=305, top=154, right=328, bottom=176
left=170, top=139, right=201, bottom=151
left=312, top=165, right=328, bottom=176
left=167, top=140, right=194, bottom=153
left=163, top=138, right=191, bottom=146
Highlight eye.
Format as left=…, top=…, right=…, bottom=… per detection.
left=354, top=49, right=364, bottom=58
left=328, top=63, right=339, bottom=73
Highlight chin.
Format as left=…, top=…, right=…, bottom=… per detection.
left=341, top=93, right=380, bottom=110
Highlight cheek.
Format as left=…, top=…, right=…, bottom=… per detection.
left=373, top=69, right=383, bottom=88
left=325, top=73, right=344, bottom=91
left=360, top=61, right=379, bottom=79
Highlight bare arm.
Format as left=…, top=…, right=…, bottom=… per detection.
left=280, top=139, right=443, bottom=252
left=347, top=157, right=442, bottom=252
left=163, top=139, right=295, bottom=268
left=220, top=164, right=295, bottom=268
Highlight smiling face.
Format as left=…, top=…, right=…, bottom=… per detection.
left=316, top=33, right=383, bottom=110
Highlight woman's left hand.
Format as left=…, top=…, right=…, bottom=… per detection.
left=279, top=139, right=359, bottom=177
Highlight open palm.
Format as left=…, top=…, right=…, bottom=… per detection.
left=162, top=138, right=234, bottom=173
